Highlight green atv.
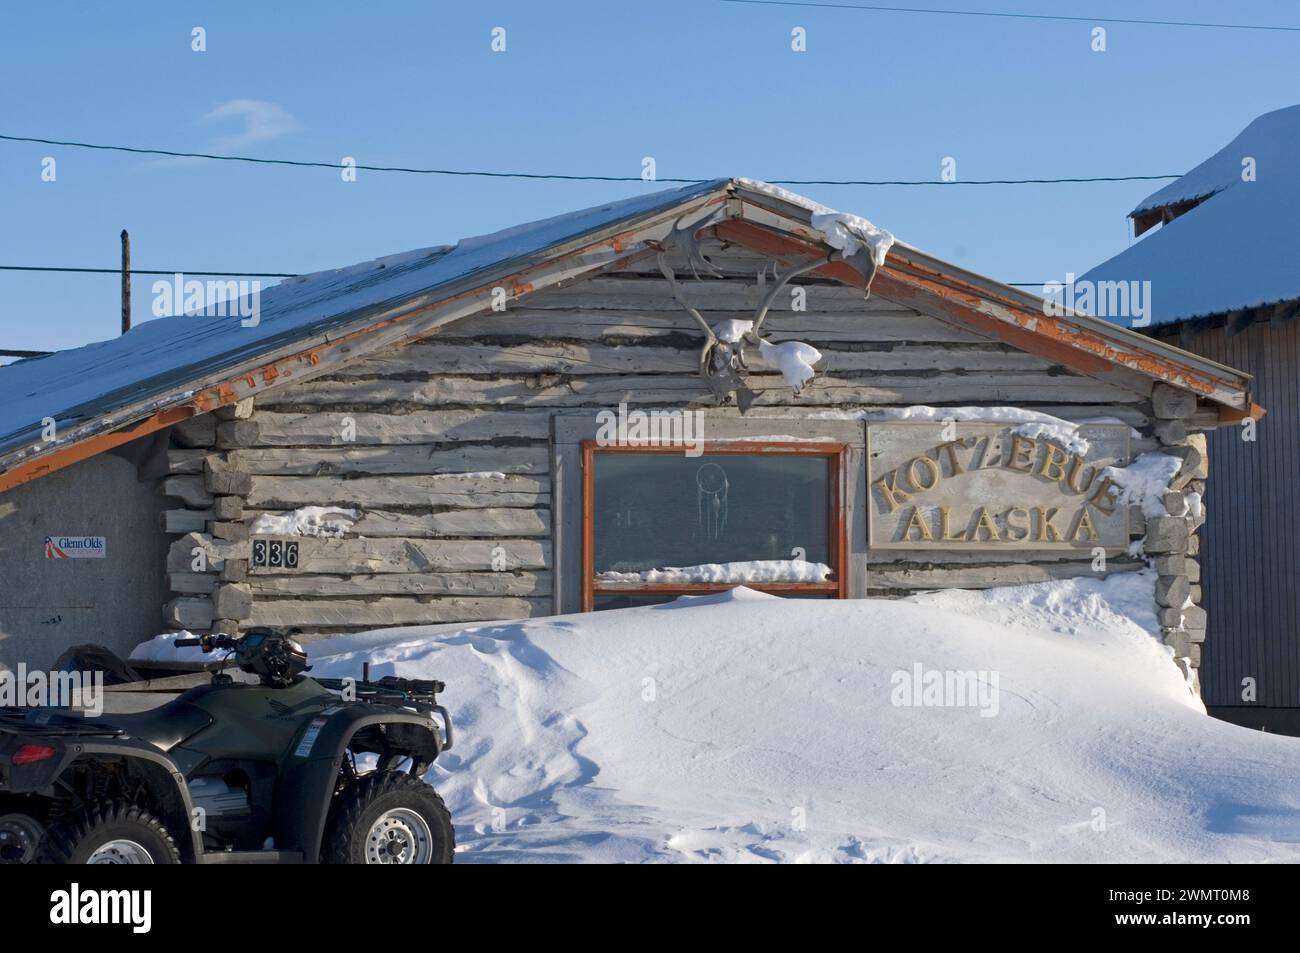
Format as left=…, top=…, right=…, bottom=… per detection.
left=0, top=628, right=455, bottom=864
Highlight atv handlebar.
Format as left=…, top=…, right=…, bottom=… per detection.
left=173, top=633, right=239, bottom=652
left=171, top=630, right=309, bottom=687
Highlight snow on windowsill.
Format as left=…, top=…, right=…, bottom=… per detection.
left=598, top=560, right=833, bottom=585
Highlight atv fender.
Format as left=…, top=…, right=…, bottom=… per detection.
left=276, top=707, right=443, bottom=863
left=5, top=736, right=204, bottom=862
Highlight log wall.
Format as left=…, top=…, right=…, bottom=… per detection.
left=154, top=248, right=1213, bottom=678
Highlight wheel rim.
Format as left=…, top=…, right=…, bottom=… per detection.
left=87, top=839, right=155, bottom=864
left=0, top=814, right=43, bottom=864
left=365, top=808, right=433, bottom=864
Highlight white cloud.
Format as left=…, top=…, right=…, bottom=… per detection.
left=202, top=99, right=300, bottom=152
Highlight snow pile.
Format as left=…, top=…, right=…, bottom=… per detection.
left=598, top=559, right=832, bottom=585
left=710, top=318, right=822, bottom=391
left=1102, top=452, right=1183, bottom=518
left=309, top=573, right=1300, bottom=863
left=130, top=631, right=215, bottom=663
left=249, top=506, right=359, bottom=538
left=737, top=178, right=896, bottom=266
left=810, top=212, right=896, bottom=267
left=810, top=404, right=1128, bottom=433
left=1012, top=420, right=1090, bottom=456
left=713, top=318, right=752, bottom=343
left=757, top=339, right=822, bottom=391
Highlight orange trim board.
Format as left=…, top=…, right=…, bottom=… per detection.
left=0, top=406, right=196, bottom=494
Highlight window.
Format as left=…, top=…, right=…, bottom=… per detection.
left=581, top=442, right=847, bottom=609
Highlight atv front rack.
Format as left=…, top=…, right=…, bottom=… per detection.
left=314, top=676, right=453, bottom=750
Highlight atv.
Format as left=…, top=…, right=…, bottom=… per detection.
left=0, top=628, right=455, bottom=864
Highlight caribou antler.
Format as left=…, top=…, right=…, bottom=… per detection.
left=742, top=252, right=835, bottom=350
left=666, top=212, right=724, bottom=279
left=652, top=241, right=757, bottom=408
left=655, top=249, right=716, bottom=376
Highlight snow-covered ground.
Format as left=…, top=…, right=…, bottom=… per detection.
left=305, top=572, right=1300, bottom=864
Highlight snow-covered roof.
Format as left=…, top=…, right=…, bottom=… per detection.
left=0, top=180, right=725, bottom=460
left=1083, top=105, right=1300, bottom=327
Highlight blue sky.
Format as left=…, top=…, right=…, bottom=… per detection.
left=1, top=1, right=1296, bottom=352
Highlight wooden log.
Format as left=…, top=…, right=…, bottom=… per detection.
left=165, top=449, right=208, bottom=474
left=159, top=475, right=214, bottom=507
left=166, top=533, right=237, bottom=572
left=436, top=307, right=990, bottom=344
left=212, top=521, right=248, bottom=543
left=246, top=537, right=550, bottom=575
left=331, top=341, right=1048, bottom=379
left=246, top=474, right=549, bottom=509
left=247, top=596, right=545, bottom=628
left=164, top=597, right=214, bottom=630
left=167, top=572, right=219, bottom=595
left=242, top=506, right=549, bottom=538
left=865, top=560, right=1143, bottom=590
left=219, top=409, right=552, bottom=447
left=339, top=507, right=550, bottom=538
left=215, top=398, right=255, bottom=420
left=214, top=583, right=253, bottom=620
left=271, top=372, right=1141, bottom=410
left=169, top=414, right=217, bottom=448
left=220, top=444, right=549, bottom=477
left=246, top=571, right=550, bottom=597
left=204, top=466, right=251, bottom=497
left=213, top=496, right=245, bottom=520
left=522, top=275, right=903, bottom=312
left=162, top=509, right=213, bottom=534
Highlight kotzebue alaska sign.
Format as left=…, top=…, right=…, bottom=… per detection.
left=867, top=422, right=1132, bottom=550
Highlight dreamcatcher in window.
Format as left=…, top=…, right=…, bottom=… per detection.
left=696, top=463, right=729, bottom=540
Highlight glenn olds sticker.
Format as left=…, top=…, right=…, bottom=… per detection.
left=44, top=535, right=106, bottom=559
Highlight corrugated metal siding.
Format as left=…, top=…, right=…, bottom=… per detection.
left=1177, top=319, right=1300, bottom=707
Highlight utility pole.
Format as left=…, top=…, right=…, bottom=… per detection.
left=120, top=229, right=131, bottom=334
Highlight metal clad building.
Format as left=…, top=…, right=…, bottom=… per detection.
left=1084, top=106, right=1300, bottom=731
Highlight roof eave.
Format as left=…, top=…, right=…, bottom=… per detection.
left=0, top=181, right=736, bottom=492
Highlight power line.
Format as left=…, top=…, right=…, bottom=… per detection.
left=718, top=0, right=1300, bottom=32
left=0, top=265, right=297, bottom=277
left=0, top=133, right=1182, bottom=186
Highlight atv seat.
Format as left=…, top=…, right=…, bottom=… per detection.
left=102, top=698, right=214, bottom=752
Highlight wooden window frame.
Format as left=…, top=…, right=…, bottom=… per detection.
left=580, top=440, right=849, bottom=611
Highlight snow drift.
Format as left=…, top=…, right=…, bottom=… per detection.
left=308, top=573, right=1300, bottom=863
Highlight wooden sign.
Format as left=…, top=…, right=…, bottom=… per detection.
left=866, top=422, right=1132, bottom=551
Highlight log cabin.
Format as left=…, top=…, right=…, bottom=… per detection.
left=0, top=179, right=1258, bottom=697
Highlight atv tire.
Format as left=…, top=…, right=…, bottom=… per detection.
left=323, top=771, right=454, bottom=864
left=38, top=800, right=181, bottom=865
